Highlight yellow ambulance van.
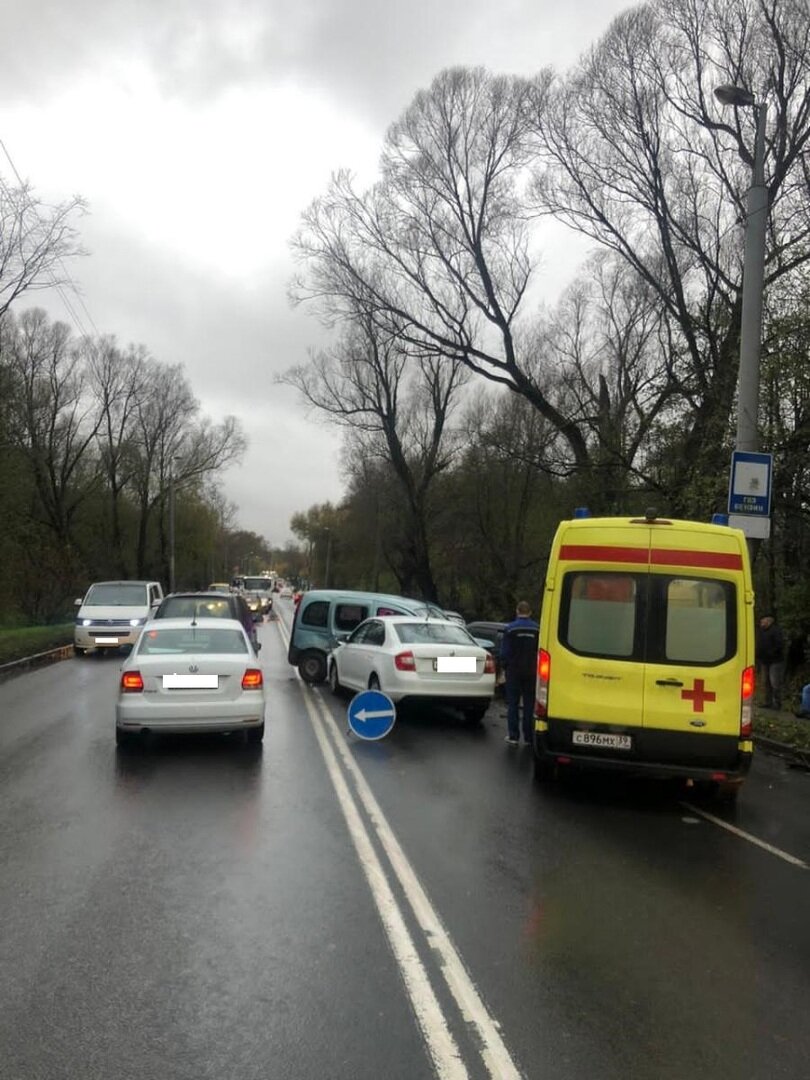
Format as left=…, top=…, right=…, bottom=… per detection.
left=533, top=511, right=755, bottom=800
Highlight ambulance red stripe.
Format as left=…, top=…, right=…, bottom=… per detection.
left=559, top=545, right=743, bottom=570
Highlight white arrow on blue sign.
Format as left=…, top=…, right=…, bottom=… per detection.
left=347, top=689, right=396, bottom=740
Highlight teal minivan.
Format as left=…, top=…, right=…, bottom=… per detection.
left=288, top=589, right=444, bottom=683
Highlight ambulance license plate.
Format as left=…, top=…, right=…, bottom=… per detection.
left=572, top=731, right=632, bottom=750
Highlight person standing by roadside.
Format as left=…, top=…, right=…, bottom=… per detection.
left=756, top=614, right=785, bottom=710
left=500, top=600, right=539, bottom=745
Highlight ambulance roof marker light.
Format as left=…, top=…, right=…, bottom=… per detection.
left=712, top=513, right=730, bottom=526
left=573, top=507, right=591, bottom=519
left=644, top=507, right=659, bottom=522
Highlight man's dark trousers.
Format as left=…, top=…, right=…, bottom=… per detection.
left=506, top=675, right=535, bottom=743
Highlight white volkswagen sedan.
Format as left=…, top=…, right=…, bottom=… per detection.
left=327, top=617, right=495, bottom=723
left=115, top=618, right=266, bottom=747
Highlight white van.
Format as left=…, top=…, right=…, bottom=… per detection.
left=74, top=580, right=164, bottom=654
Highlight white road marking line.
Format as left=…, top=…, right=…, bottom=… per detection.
left=312, top=689, right=523, bottom=1080
left=275, top=615, right=523, bottom=1080
left=298, top=688, right=467, bottom=1079
left=681, top=803, right=809, bottom=869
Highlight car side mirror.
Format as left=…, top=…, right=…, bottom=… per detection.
left=255, top=642, right=262, bottom=653
left=74, top=598, right=83, bottom=606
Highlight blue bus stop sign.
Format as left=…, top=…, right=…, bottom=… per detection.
left=347, top=689, right=396, bottom=740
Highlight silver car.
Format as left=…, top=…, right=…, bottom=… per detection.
left=115, top=618, right=266, bottom=747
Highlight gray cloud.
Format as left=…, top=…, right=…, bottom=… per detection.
left=2, top=0, right=634, bottom=125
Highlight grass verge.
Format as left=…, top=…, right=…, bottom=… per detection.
left=755, top=710, right=810, bottom=753
left=0, top=624, right=74, bottom=667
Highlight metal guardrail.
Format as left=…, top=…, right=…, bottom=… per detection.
left=0, top=643, right=75, bottom=681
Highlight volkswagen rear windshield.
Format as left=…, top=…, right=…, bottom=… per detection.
left=138, top=628, right=248, bottom=655
left=85, top=583, right=149, bottom=606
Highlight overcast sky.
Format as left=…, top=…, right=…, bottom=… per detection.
left=1, top=0, right=632, bottom=545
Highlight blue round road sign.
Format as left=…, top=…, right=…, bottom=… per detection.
left=347, top=689, right=396, bottom=740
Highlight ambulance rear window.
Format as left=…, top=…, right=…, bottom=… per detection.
left=563, top=573, right=637, bottom=657
left=663, top=578, right=733, bottom=664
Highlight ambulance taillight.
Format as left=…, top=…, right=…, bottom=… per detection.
left=535, top=649, right=551, bottom=718
left=740, top=665, right=755, bottom=737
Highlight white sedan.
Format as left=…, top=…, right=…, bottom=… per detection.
left=327, top=617, right=495, bottom=723
left=115, top=618, right=266, bottom=746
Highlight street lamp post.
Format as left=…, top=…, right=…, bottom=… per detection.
left=714, top=84, right=769, bottom=454
left=324, top=528, right=332, bottom=589
left=168, top=465, right=176, bottom=594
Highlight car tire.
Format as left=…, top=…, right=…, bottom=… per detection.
left=74, top=646, right=87, bottom=656
left=368, top=673, right=381, bottom=691
left=464, top=705, right=488, bottom=725
left=246, top=723, right=264, bottom=745
left=328, top=663, right=343, bottom=696
left=115, top=727, right=136, bottom=749
left=299, top=651, right=327, bottom=684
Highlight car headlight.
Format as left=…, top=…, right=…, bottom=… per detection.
left=129, top=618, right=145, bottom=627
left=82, top=619, right=92, bottom=627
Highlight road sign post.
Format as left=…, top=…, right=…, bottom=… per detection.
left=347, top=689, right=397, bottom=740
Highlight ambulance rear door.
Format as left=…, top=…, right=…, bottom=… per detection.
left=641, top=528, right=745, bottom=738
left=549, top=524, right=651, bottom=730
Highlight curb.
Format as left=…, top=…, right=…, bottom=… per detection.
left=753, top=733, right=810, bottom=770
left=0, top=643, right=75, bottom=683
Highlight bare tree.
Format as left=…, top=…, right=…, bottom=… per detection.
left=88, top=337, right=150, bottom=575
left=528, top=0, right=810, bottom=503
left=282, top=316, right=468, bottom=599
left=1, top=308, right=103, bottom=546
left=291, top=67, right=599, bottom=470
left=0, top=179, right=84, bottom=322
left=127, top=360, right=246, bottom=579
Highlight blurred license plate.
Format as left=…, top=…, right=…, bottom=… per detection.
left=163, top=674, right=218, bottom=689
left=572, top=731, right=632, bottom=750
left=95, top=636, right=119, bottom=644
left=434, top=657, right=476, bottom=673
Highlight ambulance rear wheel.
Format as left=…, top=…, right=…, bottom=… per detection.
left=713, top=780, right=742, bottom=804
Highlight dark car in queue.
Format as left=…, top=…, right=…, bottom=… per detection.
left=153, top=592, right=260, bottom=651
left=466, top=620, right=508, bottom=692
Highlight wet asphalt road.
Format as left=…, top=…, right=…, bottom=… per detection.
left=1, top=599, right=809, bottom=1080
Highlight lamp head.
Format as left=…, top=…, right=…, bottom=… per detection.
left=714, top=84, right=756, bottom=108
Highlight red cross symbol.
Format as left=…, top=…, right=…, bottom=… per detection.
left=681, top=679, right=716, bottom=713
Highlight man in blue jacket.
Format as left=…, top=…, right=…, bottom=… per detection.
left=500, top=601, right=539, bottom=745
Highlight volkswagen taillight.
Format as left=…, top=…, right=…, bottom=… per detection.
left=535, top=649, right=550, bottom=718
left=121, top=671, right=144, bottom=693
left=484, top=654, right=495, bottom=674
left=242, top=668, right=263, bottom=690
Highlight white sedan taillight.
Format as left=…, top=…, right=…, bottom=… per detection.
left=394, top=651, right=416, bottom=671
left=121, top=671, right=144, bottom=693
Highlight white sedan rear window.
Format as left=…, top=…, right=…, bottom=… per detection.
left=395, top=623, right=475, bottom=645
left=138, top=628, right=248, bottom=655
